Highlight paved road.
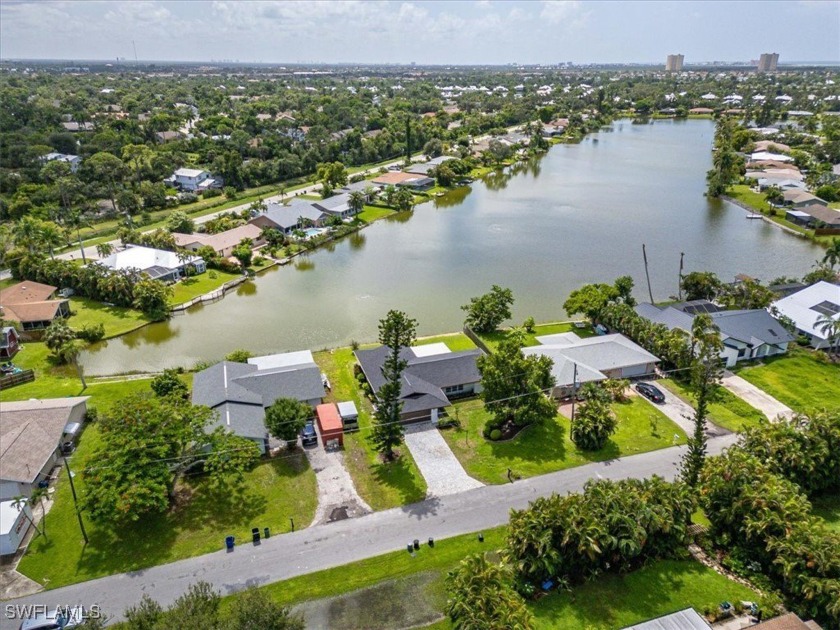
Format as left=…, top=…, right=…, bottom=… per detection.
left=0, top=434, right=738, bottom=628
left=721, top=372, right=793, bottom=421
left=404, top=422, right=483, bottom=496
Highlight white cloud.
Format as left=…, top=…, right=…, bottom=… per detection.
left=539, top=0, right=581, bottom=25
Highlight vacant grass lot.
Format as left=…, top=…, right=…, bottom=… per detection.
left=812, top=494, right=840, bottom=532
left=476, top=321, right=594, bottom=352
left=19, top=421, right=316, bottom=589
left=530, top=558, right=758, bottom=630
left=358, top=205, right=397, bottom=223
left=314, top=347, right=428, bottom=510
left=441, top=397, right=685, bottom=485
left=68, top=296, right=151, bottom=338
left=735, top=348, right=840, bottom=414
left=658, top=379, right=766, bottom=432
left=224, top=526, right=755, bottom=630
left=169, top=269, right=243, bottom=305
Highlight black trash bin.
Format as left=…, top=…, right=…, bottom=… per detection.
left=252, top=527, right=260, bottom=544
left=263, top=527, right=270, bottom=539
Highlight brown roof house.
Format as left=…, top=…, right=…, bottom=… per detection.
left=0, top=281, right=70, bottom=331
left=371, top=171, right=434, bottom=190
left=173, top=223, right=266, bottom=258
left=0, top=397, right=89, bottom=501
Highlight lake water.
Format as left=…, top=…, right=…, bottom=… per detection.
left=82, top=119, right=824, bottom=375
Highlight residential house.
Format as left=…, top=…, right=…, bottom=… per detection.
left=771, top=281, right=840, bottom=349
left=522, top=333, right=660, bottom=398
left=783, top=189, right=828, bottom=208
left=0, top=397, right=89, bottom=501
left=541, top=124, right=566, bottom=137
left=750, top=151, right=794, bottom=163
left=60, top=121, right=95, bottom=132
left=748, top=613, right=823, bottom=630
left=173, top=223, right=265, bottom=258
left=753, top=139, right=791, bottom=153
left=371, top=171, right=434, bottom=191
left=340, top=180, right=381, bottom=198
left=96, top=245, right=206, bottom=282
left=41, top=152, right=82, bottom=173
left=249, top=199, right=327, bottom=235
left=155, top=130, right=183, bottom=143
left=167, top=168, right=220, bottom=192
left=622, top=608, right=711, bottom=630
left=312, top=192, right=360, bottom=220
left=1, top=326, right=20, bottom=360
left=0, top=281, right=70, bottom=331
left=191, top=351, right=325, bottom=454
left=404, top=155, right=456, bottom=176
left=786, top=205, right=840, bottom=229
left=635, top=302, right=795, bottom=367
left=355, top=343, right=482, bottom=423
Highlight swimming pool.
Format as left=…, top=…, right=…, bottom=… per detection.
left=303, top=227, right=326, bottom=238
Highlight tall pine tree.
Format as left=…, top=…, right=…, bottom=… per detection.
left=369, top=310, right=417, bottom=461
left=680, top=313, right=724, bottom=487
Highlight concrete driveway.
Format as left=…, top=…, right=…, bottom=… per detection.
left=404, top=423, right=483, bottom=497
left=721, top=372, right=793, bottom=421
left=635, top=386, right=730, bottom=438
left=304, top=441, right=371, bottom=526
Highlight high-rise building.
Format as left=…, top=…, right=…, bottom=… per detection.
left=757, top=52, right=779, bottom=72
left=665, top=54, right=684, bottom=72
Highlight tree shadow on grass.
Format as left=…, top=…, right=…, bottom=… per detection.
left=487, top=415, right=568, bottom=464
left=371, top=455, right=426, bottom=506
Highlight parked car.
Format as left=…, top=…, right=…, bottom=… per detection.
left=635, top=381, right=665, bottom=404
left=19, top=606, right=86, bottom=630
left=300, top=421, right=318, bottom=447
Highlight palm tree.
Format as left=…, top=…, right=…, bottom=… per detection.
left=66, top=210, right=91, bottom=263
left=394, top=189, right=414, bottom=212
left=348, top=191, right=365, bottom=216
left=816, top=313, right=840, bottom=357
left=822, top=238, right=840, bottom=270
left=11, top=495, right=46, bottom=540
left=40, top=221, right=65, bottom=260
left=13, top=216, right=44, bottom=255
left=96, top=243, right=115, bottom=259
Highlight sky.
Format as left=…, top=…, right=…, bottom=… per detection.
left=1, top=0, right=838, bottom=65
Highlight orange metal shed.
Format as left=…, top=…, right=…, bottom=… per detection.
left=315, top=403, right=344, bottom=447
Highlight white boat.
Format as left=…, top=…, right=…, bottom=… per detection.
left=745, top=213, right=763, bottom=219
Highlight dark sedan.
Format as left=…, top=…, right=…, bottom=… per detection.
left=300, top=421, right=318, bottom=447
left=635, top=381, right=665, bottom=404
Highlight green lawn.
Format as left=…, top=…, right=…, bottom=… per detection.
left=358, top=205, right=397, bottom=223
left=169, top=270, right=243, bottom=305
left=441, top=397, right=686, bottom=485
left=314, top=347, right=428, bottom=510
left=68, top=296, right=151, bottom=338
left=475, top=321, right=594, bottom=352
left=735, top=348, right=840, bottom=414
left=658, top=378, right=767, bottom=432
left=414, top=332, right=477, bottom=352
left=812, top=494, right=840, bottom=532
left=20, top=427, right=316, bottom=589
left=531, top=558, right=758, bottom=630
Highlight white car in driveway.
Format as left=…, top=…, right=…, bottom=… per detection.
left=19, top=606, right=87, bottom=630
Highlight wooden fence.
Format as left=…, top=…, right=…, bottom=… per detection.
left=0, top=369, right=35, bottom=389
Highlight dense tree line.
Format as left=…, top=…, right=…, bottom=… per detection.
left=12, top=254, right=172, bottom=319
left=701, top=411, right=840, bottom=625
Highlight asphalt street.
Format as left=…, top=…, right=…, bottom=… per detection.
left=0, top=433, right=738, bottom=628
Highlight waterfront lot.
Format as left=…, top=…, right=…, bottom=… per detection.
left=169, top=269, right=243, bottom=304
left=475, top=321, right=595, bottom=352
left=658, top=378, right=767, bottom=432
left=440, top=397, right=686, bottom=485
left=734, top=348, right=840, bottom=414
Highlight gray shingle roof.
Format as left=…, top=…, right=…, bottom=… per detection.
left=312, top=193, right=351, bottom=214
left=710, top=309, right=796, bottom=346
left=231, top=364, right=324, bottom=406
left=622, top=608, right=711, bottom=630
left=354, top=347, right=482, bottom=415
left=211, top=402, right=267, bottom=441
left=258, top=200, right=326, bottom=230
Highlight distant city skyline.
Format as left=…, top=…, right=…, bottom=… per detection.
left=1, top=1, right=838, bottom=65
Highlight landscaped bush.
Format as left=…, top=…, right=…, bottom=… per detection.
left=489, top=429, right=502, bottom=441
left=76, top=322, right=106, bottom=343
left=506, top=476, right=694, bottom=585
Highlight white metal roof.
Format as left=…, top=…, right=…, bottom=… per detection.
left=98, top=245, right=201, bottom=272
left=411, top=343, right=452, bottom=358
left=248, top=350, right=316, bottom=370
left=0, top=500, right=29, bottom=537
left=772, top=281, right=840, bottom=341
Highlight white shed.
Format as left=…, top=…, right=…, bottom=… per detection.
left=0, top=500, right=32, bottom=556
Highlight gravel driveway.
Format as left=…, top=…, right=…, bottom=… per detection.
left=721, top=372, right=793, bottom=421
left=304, top=443, right=371, bottom=525
left=404, top=423, right=483, bottom=497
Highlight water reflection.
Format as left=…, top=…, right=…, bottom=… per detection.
left=433, top=186, right=472, bottom=208
left=295, top=257, right=315, bottom=271
left=348, top=231, right=366, bottom=250
left=236, top=280, right=257, bottom=297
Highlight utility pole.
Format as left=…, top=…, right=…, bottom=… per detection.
left=678, top=252, right=685, bottom=301
left=570, top=363, right=579, bottom=422
left=642, top=243, right=655, bottom=304
left=64, top=458, right=88, bottom=544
